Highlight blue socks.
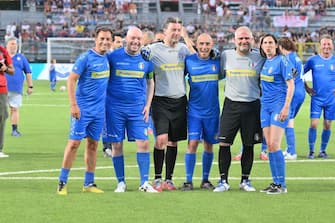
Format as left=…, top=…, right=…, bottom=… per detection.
left=112, top=155, right=125, bottom=183
left=202, top=151, right=213, bottom=182
left=137, top=152, right=150, bottom=185
left=185, top=153, right=196, bottom=182
left=84, top=171, right=94, bottom=186
left=308, top=128, right=317, bottom=152
left=320, top=129, right=331, bottom=152
left=269, top=150, right=286, bottom=188
left=59, top=168, right=70, bottom=183
left=285, top=127, right=295, bottom=154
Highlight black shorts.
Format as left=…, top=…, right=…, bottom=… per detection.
left=219, top=98, right=262, bottom=145
left=151, top=95, right=187, bottom=142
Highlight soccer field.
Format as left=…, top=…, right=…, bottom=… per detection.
left=0, top=80, right=334, bottom=223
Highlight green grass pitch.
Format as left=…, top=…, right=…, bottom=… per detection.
left=0, top=80, right=334, bottom=223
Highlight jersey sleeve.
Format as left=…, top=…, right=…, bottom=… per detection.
left=146, top=61, right=154, bottom=79
left=303, top=57, right=312, bottom=74
left=21, top=55, right=32, bottom=74
left=220, top=51, right=227, bottom=79
left=0, top=46, right=13, bottom=66
left=72, top=52, right=88, bottom=76
left=280, top=55, right=294, bottom=81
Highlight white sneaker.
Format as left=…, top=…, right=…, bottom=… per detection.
left=213, top=180, right=230, bottom=192
left=139, top=181, right=159, bottom=193
left=114, top=181, right=126, bottom=192
left=239, top=180, right=256, bottom=192
left=285, top=153, right=297, bottom=160
left=0, top=152, right=9, bottom=158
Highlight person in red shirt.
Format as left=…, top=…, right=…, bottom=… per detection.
left=0, top=45, right=15, bottom=158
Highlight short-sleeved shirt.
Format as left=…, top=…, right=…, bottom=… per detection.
left=148, top=42, right=190, bottom=98
left=72, top=48, right=110, bottom=115
left=304, top=54, right=335, bottom=105
left=185, top=53, right=220, bottom=118
left=260, top=55, right=294, bottom=106
left=106, top=47, right=154, bottom=109
left=221, top=49, right=265, bottom=102
left=6, top=53, right=31, bottom=94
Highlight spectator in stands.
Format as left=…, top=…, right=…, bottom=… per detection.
left=129, top=1, right=138, bottom=22
left=5, top=37, right=33, bottom=137
left=0, top=43, right=15, bottom=158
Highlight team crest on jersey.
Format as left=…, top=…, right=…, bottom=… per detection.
left=248, top=60, right=255, bottom=68
left=138, top=62, right=144, bottom=70
left=17, top=56, right=21, bottom=61
left=212, top=64, right=217, bottom=71
left=330, top=64, right=334, bottom=71
left=268, top=67, right=273, bottom=74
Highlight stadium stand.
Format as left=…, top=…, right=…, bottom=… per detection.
left=0, top=0, right=334, bottom=62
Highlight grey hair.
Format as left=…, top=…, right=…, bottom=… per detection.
left=5, top=36, right=18, bottom=45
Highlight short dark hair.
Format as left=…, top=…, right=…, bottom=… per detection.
left=112, top=32, right=123, bottom=41
left=94, top=26, right=112, bottom=37
left=163, top=17, right=183, bottom=29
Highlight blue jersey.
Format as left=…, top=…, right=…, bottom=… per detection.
left=185, top=54, right=220, bottom=118
left=106, top=48, right=154, bottom=108
left=72, top=49, right=110, bottom=115
left=5, top=53, right=31, bottom=94
left=304, top=54, right=335, bottom=104
left=261, top=55, right=294, bottom=106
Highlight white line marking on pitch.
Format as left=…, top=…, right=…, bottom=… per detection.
left=0, top=160, right=334, bottom=180
left=0, top=176, right=334, bottom=181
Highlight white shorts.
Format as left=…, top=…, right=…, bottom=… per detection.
left=8, top=92, right=22, bottom=108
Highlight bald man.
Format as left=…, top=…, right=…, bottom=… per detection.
left=105, top=27, right=157, bottom=193
left=180, top=33, right=221, bottom=191
left=214, top=26, right=265, bottom=192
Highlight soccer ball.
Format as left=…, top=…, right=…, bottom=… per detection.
left=59, top=85, right=66, bottom=92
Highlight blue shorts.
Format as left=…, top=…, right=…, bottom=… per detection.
left=105, top=107, right=149, bottom=142
left=261, top=103, right=290, bottom=129
left=310, top=97, right=335, bottom=120
left=188, top=115, right=219, bottom=144
left=69, top=113, right=104, bottom=141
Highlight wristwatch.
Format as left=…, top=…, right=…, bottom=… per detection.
left=28, top=86, right=33, bottom=89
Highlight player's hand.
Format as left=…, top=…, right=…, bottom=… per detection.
left=70, top=104, right=80, bottom=119
left=142, top=105, right=150, bottom=122
left=210, top=48, right=220, bottom=60
left=304, top=84, right=315, bottom=96
left=140, top=46, right=152, bottom=61
left=292, top=68, right=298, bottom=79
left=278, top=107, right=289, bottom=122
left=26, top=88, right=33, bottom=95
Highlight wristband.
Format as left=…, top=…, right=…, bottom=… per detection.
left=28, top=86, right=33, bottom=89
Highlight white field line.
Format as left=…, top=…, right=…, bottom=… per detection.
left=0, top=160, right=335, bottom=181
left=23, top=104, right=68, bottom=107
